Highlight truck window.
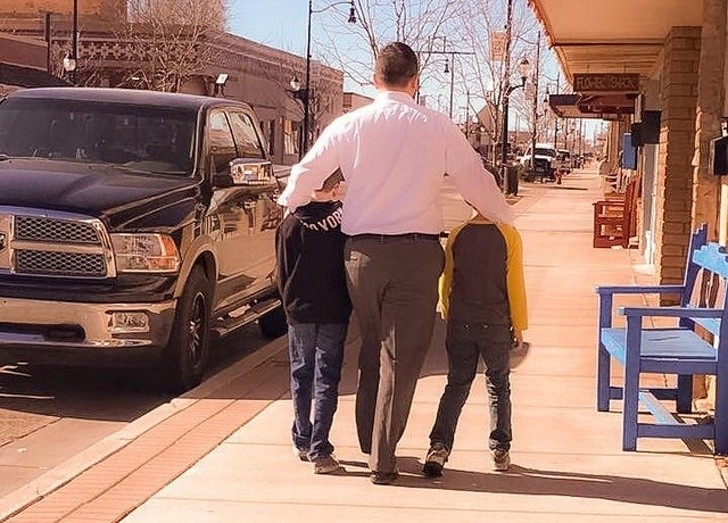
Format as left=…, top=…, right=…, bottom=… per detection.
left=227, top=111, right=266, bottom=159
left=0, top=98, right=196, bottom=175
left=207, top=111, right=237, bottom=173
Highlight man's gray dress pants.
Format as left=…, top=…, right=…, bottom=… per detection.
left=344, top=235, right=444, bottom=474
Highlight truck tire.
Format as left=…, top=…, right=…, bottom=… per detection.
left=161, top=267, right=211, bottom=393
left=259, top=306, right=287, bottom=339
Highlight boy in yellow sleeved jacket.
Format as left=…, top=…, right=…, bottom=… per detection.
left=423, top=210, right=527, bottom=476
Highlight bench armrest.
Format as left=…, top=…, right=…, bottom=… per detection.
left=619, top=306, right=723, bottom=318
left=596, top=285, right=684, bottom=296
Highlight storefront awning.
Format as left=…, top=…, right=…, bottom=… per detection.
left=549, top=93, right=637, bottom=120
left=528, top=0, right=701, bottom=82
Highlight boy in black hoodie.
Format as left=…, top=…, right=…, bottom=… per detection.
left=275, top=171, right=351, bottom=475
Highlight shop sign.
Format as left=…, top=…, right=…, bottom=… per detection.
left=573, top=73, right=640, bottom=93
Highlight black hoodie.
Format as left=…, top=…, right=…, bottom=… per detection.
left=275, top=201, right=352, bottom=324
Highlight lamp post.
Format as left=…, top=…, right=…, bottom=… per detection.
left=416, top=37, right=474, bottom=119
left=290, top=0, right=356, bottom=160
left=552, top=72, right=560, bottom=147
left=71, top=0, right=78, bottom=85
left=530, top=31, right=541, bottom=180
left=500, top=57, right=530, bottom=194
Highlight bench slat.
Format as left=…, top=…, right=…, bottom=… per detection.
left=638, top=423, right=714, bottom=440
left=601, top=328, right=717, bottom=362
left=638, top=390, right=679, bottom=425
left=692, top=243, right=728, bottom=278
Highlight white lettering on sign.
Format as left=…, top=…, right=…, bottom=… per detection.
left=573, top=74, right=640, bottom=93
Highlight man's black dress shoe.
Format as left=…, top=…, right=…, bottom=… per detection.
left=370, top=470, right=399, bottom=485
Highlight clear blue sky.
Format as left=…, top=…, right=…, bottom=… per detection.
left=228, top=1, right=602, bottom=142
left=229, top=1, right=308, bottom=56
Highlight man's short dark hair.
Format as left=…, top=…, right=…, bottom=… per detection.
left=375, top=42, right=419, bottom=87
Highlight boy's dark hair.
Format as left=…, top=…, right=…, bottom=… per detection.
left=375, top=42, right=419, bottom=87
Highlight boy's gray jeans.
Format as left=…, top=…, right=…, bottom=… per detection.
left=429, top=320, right=513, bottom=452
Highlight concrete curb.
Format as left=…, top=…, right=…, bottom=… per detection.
left=0, top=336, right=289, bottom=522
left=717, top=457, right=728, bottom=490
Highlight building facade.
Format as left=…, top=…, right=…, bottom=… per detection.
left=0, top=9, right=344, bottom=166
left=530, top=0, right=727, bottom=405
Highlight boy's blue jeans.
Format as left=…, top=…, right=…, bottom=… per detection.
left=429, top=321, right=512, bottom=452
left=288, top=323, right=348, bottom=460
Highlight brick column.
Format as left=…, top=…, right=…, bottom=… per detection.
left=655, top=27, right=701, bottom=285
left=693, top=0, right=727, bottom=238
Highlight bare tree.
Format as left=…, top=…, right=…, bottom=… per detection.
left=318, top=0, right=463, bottom=88
left=118, top=0, right=228, bottom=92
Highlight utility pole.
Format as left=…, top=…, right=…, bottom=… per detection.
left=500, top=0, right=514, bottom=193
left=44, top=12, right=52, bottom=75
left=531, top=31, right=541, bottom=171
left=553, top=72, right=560, bottom=147
left=465, top=90, right=471, bottom=139
left=72, top=0, right=78, bottom=85
left=449, top=55, right=455, bottom=119
left=302, top=0, right=313, bottom=159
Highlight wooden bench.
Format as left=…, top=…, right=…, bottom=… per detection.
left=595, top=224, right=727, bottom=454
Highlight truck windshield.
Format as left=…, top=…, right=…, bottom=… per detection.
left=0, top=97, right=197, bottom=175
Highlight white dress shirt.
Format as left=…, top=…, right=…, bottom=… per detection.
left=277, top=90, right=515, bottom=234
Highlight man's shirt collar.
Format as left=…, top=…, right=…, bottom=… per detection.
left=375, top=90, right=416, bottom=105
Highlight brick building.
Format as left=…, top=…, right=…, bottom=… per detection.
left=0, top=4, right=343, bottom=166
left=530, top=0, right=727, bottom=406
left=530, top=0, right=726, bottom=285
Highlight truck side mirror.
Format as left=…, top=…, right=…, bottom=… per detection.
left=214, top=158, right=273, bottom=187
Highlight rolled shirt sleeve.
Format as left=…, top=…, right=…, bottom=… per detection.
left=444, top=123, right=515, bottom=225
left=277, top=118, right=345, bottom=211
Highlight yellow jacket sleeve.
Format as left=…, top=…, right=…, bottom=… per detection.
left=438, top=224, right=466, bottom=319
left=496, top=223, right=528, bottom=330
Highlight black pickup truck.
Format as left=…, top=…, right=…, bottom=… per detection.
left=0, top=88, right=288, bottom=391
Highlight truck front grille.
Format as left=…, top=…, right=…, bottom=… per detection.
left=15, top=216, right=101, bottom=245
left=15, top=250, right=107, bottom=277
left=0, top=207, right=114, bottom=279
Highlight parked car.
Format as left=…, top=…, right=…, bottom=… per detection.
left=520, top=143, right=558, bottom=182
left=0, top=88, right=288, bottom=392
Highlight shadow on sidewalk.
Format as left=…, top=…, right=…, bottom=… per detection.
left=350, top=456, right=728, bottom=514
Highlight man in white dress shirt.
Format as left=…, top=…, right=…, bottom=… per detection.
left=278, top=42, right=514, bottom=485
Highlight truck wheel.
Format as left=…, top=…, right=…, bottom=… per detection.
left=259, top=306, right=287, bottom=339
left=161, top=267, right=211, bottom=393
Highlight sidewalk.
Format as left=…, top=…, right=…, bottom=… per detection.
left=4, top=169, right=728, bottom=522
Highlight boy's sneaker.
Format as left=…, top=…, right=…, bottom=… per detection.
left=313, top=455, right=341, bottom=474
left=293, top=446, right=310, bottom=462
left=491, top=449, right=510, bottom=472
left=423, top=442, right=449, bottom=477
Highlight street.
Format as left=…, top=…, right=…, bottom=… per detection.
left=0, top=322, right=270, bottom=499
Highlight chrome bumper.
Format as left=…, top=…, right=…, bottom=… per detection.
left=0, top=297, right=177, bottom=350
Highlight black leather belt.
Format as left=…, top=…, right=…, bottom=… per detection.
left=349, top=233, right=440, bottom=242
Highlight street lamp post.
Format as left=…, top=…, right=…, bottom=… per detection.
left=71, top=0, right=78, bottom=85
left=416, top=37, right=474, bottom=119
left=291, top=0, right=356, bottom=160
left=425, top=50, right=475, bottom=119
left=500, top=57, right=530, bottom=194
left=530, top=31, right=541, bottom=179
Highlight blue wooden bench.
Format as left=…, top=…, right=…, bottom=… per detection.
left=596, top=224, right=727, bottom=454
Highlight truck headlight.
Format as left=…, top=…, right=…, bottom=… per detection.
left=110, top=233, right=181, bottom=273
